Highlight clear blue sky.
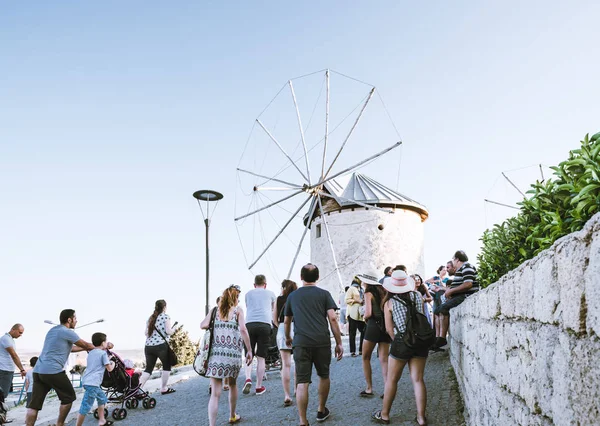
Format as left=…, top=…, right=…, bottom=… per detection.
left=2, top=1, right=599, bottom=350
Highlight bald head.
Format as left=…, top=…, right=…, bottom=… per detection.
left=300, top=263, right=319, bottom=284
left=9, top=324, right=24, bottom=339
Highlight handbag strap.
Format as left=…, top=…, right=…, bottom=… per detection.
left=206, top=307, right=218, bottom=355
left=154, top=324, right=170, bottom=344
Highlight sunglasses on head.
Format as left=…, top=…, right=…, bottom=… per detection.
left=229, top=284, right=241, bottom=292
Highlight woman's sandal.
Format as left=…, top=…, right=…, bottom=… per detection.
left=229, top=413, right=242, bottom=424
left=99, top=422, right=114, bottom=426
left=283, top=398, right=293, bottom=406
left=360, top=390, right=375, bottom=397
left=372, top=410, right=390, bottom=424
left=161, top=387, right=176, bottom=395
left=415, top=416, right=428, bottom=426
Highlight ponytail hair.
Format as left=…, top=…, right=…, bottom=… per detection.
left=147, top=299, right=166, bottom=337
left=219, top=286, right=240, bottom=320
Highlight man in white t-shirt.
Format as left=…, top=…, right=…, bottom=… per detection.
left=242, top=274, right=275, bottom=396
left=0, top=324, right=26, bottom=398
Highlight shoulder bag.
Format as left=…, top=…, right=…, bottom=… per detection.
left=193, top=307, right=217, bottom=377
left=154, top=324, right=178, bottom=367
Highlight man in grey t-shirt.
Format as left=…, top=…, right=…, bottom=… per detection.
left=284, top=264, right=343, bottom=425
left=25, top=309, right=94, bottom=426
left=0, top=324, right=26, bottom=398
left=242, top=274, right=276, bottom=396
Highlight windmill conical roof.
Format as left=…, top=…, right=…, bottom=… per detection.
left=322, top=172, right=429, bottom=220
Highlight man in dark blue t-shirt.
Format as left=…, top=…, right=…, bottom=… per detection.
left=284, top=264, right=343, bottom=426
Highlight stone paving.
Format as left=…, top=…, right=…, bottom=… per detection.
left=67, top=342, right=464, bottom=426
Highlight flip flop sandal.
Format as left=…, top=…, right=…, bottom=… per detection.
left=371, top=410, right=390, bottom=424
left=99, top=422, right=114, bottom=426
left=360, top=390, right=375, bottom=397
left=283, top=398, right=293, bottom=406
left=161, top=387, right=176, bottom=394
left=415, top=416, right=428, bottom=426
left=229, top=413, right=242, bottom=424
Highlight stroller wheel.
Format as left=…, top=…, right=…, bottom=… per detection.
left=125, top=400, right=131, bottom=409
left=131, top=398, right=139, bottom=409
left=112, top=408, right=121, bottom=420
left=119, top=408, right=127, bottom=420
left=148, top=397, right=157, bottom=409
left=94, top=408, right=108, bottom=419
left=142, top=398, right=149, bottom=409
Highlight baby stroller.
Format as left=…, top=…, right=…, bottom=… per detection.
left=96, top=349, right=157, bottom=421
left=265, top=325, right=281, bottom=372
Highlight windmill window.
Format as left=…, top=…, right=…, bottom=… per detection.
left=316, top=224, right=322, bottom=238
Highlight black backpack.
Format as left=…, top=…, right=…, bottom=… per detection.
left=394, top=294, right=435, bottom=350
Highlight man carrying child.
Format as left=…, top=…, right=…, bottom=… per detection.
left=76, top=332, right=115, bottom=426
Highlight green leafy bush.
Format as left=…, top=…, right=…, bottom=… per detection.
left=478, top=132, right=600, bottom=287
left=169, top=325, right=198, bottom=366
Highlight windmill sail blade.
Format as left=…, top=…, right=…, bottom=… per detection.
left=248, top=195, right=312, bottom=269
left=316, top=195, right=344, bottom=291
left=289, top=80, right=312, bottom=185
left=319, top=141, right=402, bottom=186
left=321, top=69, right=330, bottom=181
left=256, top=119, right=309, bottom=182
left=323, top=87, right=375, bottom=179
left=237, top=168, right=303, bottom=189
left=235, top=189, right=304, bottom=222
left=287, top=196, right=318, bottom=279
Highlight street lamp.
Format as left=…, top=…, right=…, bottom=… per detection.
left=193, top=189, right=224, bottom=315
left=44, top=318, right=104, bottom=329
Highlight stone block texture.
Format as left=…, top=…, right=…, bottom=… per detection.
left=450, top=213, right=600, bottom=426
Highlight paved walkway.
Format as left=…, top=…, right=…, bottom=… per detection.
left=67, top=341, right=464, bottom=426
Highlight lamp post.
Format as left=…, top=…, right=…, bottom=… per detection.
left=44, top=318, right=104, bottom=329
left=193, top=189, right=224, bottom=315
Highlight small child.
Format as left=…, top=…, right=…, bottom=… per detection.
left=76, top=332, right=115, bottom=426
left=24, top=356, right=38, bottom=408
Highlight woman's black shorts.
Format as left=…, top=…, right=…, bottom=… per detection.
left=364, top=319, right=391, bottom=344
left=390, top=335, right=429, bottom=360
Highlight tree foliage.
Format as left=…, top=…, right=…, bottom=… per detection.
left=169, top=325, right=198, bottom=367
left=478, top=132, right=600, bottom=287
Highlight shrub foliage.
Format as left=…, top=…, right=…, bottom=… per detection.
left=478, top=132, right=600, bottom=288
left=169, top=325, right=199, bottom=366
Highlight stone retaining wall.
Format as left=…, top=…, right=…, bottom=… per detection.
left=450, top=213, right=600, bottom=425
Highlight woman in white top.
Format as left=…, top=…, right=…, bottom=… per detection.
left=139, top=299, right=178, bottom=394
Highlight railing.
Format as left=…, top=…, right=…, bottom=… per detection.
left=9, top=371, right=83, bottom=407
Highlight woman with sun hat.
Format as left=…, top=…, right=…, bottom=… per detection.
left=372, top=270, right=428, bottom=426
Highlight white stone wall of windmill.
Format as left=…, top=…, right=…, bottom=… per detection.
left=309, top=173, right=428, bottom=296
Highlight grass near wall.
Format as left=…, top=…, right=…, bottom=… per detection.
left=478, top=132, right=600, bottom=288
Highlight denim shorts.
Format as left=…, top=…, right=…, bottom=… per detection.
left=79, top=385, right=108, bottom=415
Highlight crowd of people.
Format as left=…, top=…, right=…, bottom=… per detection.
left=198, top=250, right=478, bottom=426
left=1, top=250, right=478, bottom=426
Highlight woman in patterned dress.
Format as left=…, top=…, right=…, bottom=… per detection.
left=201, top=285, right=252, bottom=425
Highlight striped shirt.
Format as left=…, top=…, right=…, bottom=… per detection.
left=450, top=262, right=479, bottom=295
left=390, top=292, right=424, bottom=337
